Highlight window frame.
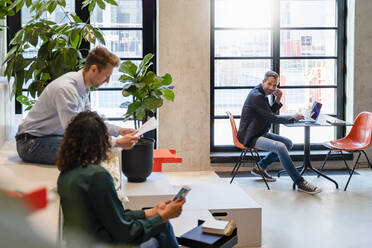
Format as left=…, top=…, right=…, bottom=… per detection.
left=210, top=0, right=347, bottom=153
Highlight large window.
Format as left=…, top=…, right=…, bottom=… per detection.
left=211, top=0, right=346, bottom=152
left=10, top=0, right=156, bottom=128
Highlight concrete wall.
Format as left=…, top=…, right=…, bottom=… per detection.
left=351, top=0, right=372, bottom=162
left=158, top=0, right=211, bottom=171
left=158, top=0, right=372, bottom=171
left=0, top=78, right=15, bottom=147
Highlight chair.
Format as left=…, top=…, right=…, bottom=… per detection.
left=319, top=112, right=372, bottom=191
left=226, top=111, right=270, bottom=190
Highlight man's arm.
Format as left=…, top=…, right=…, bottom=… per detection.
left=54, top=87, right=81, bottom=130
left=251, top=94, right=293, bottom=124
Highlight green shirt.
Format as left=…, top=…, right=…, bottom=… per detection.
left=57, top=164, right=164, bottom=246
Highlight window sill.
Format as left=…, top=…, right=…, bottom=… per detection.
left=210, top=150, right=353, bottom=164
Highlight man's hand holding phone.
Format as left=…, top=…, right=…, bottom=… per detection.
left=273, top=88, right=283, bottom=103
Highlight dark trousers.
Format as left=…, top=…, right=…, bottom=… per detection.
left=16, top=134, right=62, bottom=165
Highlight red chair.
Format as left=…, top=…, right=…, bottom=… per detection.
left=226, top=111, right=270, bottom=190
left=319, top=112, right=372, bottom=191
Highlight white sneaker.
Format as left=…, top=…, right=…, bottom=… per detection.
left=298, top=180, right=321, bottom=195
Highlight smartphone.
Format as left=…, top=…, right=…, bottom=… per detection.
left=173, top=186, right=191, bottom=201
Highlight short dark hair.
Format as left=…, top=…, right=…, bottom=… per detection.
left=57, top=111, right=111, bottom=171
left=264, top=71, right=279, bottom=82
left=83, top=47, right=120, bottom=72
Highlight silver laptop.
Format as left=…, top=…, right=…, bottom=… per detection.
left=299, top=101, right=322, bottom=123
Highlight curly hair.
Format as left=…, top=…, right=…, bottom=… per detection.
left=57, top=111, right=111, bottom=171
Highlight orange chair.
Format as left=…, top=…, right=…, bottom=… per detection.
left=226, top=111, right=270, bottom=190
left=319, top=112, right=372, bottom=191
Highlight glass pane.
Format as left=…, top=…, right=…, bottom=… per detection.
left=21, top=1, right=75, bottom=26
left=90, top=90, right=131, bottom=118
left=93, top=30, right=142, bottom=58
left=215, top=59, right=271, bottom=87
left=106, top=120, right=135, bottom=129
left=215, top=30, right=271, bottom=57
left=279, top=88, right=336, bottom=115
left=280, top=125, right=336, bottom=144
left=214, top=119, right=240, bottom=146
left=214, top=89, right=250, bottom=116
left=215, top=0, right=272, bottom=28
left=280, top=0, right=337, bottom=27
left=100, top=60, right=141, bottom=88
left=91, top=0, right=142, bottom=28
left=280, top=30, right=337, bottom=57
left=280, top=59, right=336, bottom=86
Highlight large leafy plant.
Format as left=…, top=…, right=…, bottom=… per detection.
left=119, top=53, right=175, bottom=128
left=2, top=0, right=117, bottom=110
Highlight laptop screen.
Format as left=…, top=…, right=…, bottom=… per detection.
left=310, top=101, right=322, bottom=120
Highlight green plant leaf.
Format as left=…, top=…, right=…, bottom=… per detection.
left=104, top=0, right=118, bottom=6
left=143, top=97, right=163, bottom=110
left=126, top=102, right=141, bottom=115
left=137, top=53, right=153, bottom=75
left=70, top=14, right=82, bottom=23
left=89, top=0, right=96, bottom=12
left=82, top=24, right=96, bottom=43
left=119, top=61, right=137, bottom=77
left=10, top=29, right=24, bottom=45
left=121, top=82, right=133, bottom=90
left=58, top=0, right=66, bottom=7
left=97, top=0, right=106, bottom=9
left=119, top=74, right=135, bottom=83
left=47, top=1, right=58, bottom=13
left=92, top=27, right=105, bottom=45
left=70, top=28, right=80, bottom=49
left=162, top=88, right=175, bottom=101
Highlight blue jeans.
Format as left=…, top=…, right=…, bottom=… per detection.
left=140, top=222, right=179, bottom=248
left=16, top=135, right=62, bottom=165
left=254, top=133, right=304, bottom=185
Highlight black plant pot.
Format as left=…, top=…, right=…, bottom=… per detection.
left=122, top=137, right=154, bottom=182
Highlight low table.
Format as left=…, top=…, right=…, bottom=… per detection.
left=153, top=149, right=182, bottom=172
left=121, top=173, right=262, bottom=247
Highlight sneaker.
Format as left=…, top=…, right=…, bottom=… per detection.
left=251, top=165, right=276, bottom=182
left=298, top=180, right=322, bottom=195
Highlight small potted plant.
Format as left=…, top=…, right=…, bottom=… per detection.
left=119, top=53, right=175, bottom=182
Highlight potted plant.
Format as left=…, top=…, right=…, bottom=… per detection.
left=118, top=53, right=175, bottom=182
left=2, top=0, right=116, bottom=109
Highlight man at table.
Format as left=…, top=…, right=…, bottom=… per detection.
left=15, top=47, right=139, bottom=165
left=237, top=71, right=321, bottom=194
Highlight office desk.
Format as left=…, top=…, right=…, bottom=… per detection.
left=284, top=114, right=353, bottom=189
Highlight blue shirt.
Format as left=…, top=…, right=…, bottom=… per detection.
left=17, top=70, right=120, bottom=137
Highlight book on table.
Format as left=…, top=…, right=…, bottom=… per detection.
left=201, top=219, right=236, bottom=236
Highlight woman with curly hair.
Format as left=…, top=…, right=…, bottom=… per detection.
left=57, top=111, right=184, bottom=248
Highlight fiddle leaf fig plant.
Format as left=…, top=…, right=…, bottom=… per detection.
left=119, top=53, right=175, bottom=127
left=2, top=0, right=117, bottom=108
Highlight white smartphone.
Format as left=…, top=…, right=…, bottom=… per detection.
left=173, top=186, right=191, bottom=201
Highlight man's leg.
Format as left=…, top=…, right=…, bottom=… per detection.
left=257, top=133, right=293, bottom=170
left=16, top=135, right=63, bottom=165
left=255, top=135, right=303, bottom=185
left=153, top=221, right=179, bottom=248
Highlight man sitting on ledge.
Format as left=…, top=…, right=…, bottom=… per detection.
left=237, top=71, right=321, bottom=195
left=15, top=47, right=139, bottom=165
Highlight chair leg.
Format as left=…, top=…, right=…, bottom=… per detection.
left=340, top=151, right=352, bottom=175
left=361, top=150, right=372, bottom=170
left=317, top=150, right=331, bottom=178
left=231, top=150, right=245, bottom=175
left=252, top=150, right=270, bottom=190
left=344, top=151, right=362, bottom=191
left=230, top=150, right=247, bottom=184
left=278, top=165, right=302, bottom=178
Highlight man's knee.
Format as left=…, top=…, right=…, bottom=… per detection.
left=273, top=141, right=288, bottom=154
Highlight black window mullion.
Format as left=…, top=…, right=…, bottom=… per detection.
left=143, top=0, right=156, bottom=73
left=210, top=0, right=216, bottom=152
left=272, top=0, right=281, bottom=134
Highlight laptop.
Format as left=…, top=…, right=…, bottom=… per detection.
left=299, top=101, right=322, bottom=123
